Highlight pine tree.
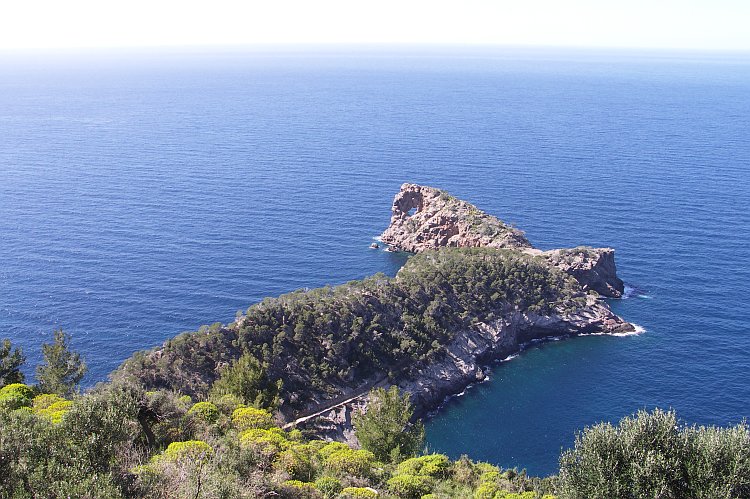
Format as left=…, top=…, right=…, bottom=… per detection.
left=36, top=329, right=87, bottom=396
left=209, top=352, right=281, bottom=409
left=353, top=385, right=424, bottom=462
left=0, top=338, right=26, bottom=387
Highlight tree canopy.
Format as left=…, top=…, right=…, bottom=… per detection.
left=36, top=328, right=87, bottom=397
left=0, top=338, right=25, bottom=387
left=354, top=385, right=425, bottom=463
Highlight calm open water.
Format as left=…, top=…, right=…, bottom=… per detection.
left=1, top=47, right=749, bottom=475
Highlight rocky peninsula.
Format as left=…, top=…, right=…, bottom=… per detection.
left=119, top=185, right=634, bottom=445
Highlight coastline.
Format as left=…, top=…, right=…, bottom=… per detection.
left=424, top=322, right=646, bottom=420
left=291, top=298, right=637, bottom=443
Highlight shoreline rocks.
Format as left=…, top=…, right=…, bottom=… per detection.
left=293, top=298, right=634, bottom=442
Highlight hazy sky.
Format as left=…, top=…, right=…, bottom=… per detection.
left=1, top=0, right=748, bottom=52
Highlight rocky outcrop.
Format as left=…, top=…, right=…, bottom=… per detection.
left=381, top=184, right=624, bottom=297
left=380, top=184, right=532, bottom=252
left=541, top=247, right=624, bottom=298
left=293, top=296, right=634, bottom=442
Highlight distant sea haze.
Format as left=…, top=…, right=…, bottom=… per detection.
left=1, top=48, right=748, bottom=475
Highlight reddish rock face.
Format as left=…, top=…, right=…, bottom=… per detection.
left=380, top=183, right=624, bottom=297
left=381, top=183, right=532, bottom=253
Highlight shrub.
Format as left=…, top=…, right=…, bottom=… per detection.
left=232, top=406, right=274, bottom=430
left=479, top=471, right=501, bottom=483
left=473, top=481, right=499, bottom=499
left=0, top=383, right=33, bottom=400
left=32, top=393, right=65, bottom=410
left=559, top=408, right=750, bottom=499
left=280, top=480, right=320, bottom=498
left=452, top=455, right=477, bottom=485
left=387, top=474, right=432, bottom=498
left=314, top=476, right=343, bottom=498
left=35, top=399, right=72, bottom=423
left=318, top=441, right=350, bottom=460
left=212, top=393, right=244, bottom=414
left=323, top=448, right=375, bottom=478
left=0, top=383, right=33, bottom=410
left=340, top=487, right=379, bottom=498
left=209, top=352, right=281, bottom=409
left=397, top=454, right=451, bottom=478
left=474, top=462, right=500, bottom=475
left=500, top=493, right=537, bottom=499
left=156, top=440, right=214, bottom=464
left=275, top=446, right=315, bottom=481
left=240, top=427, right=292, bottom=455
left=187, top=401, right=220, bottom=423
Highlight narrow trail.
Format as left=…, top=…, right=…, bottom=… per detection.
left=281, top=376, right=390, bottom=430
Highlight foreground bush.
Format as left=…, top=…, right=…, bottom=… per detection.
left=0, top=383, right=34, bottom=410
left=340, top=487, right=378, bottom=498
left=559, top=408, right=750, bottom=498
left=387, top=473, right=433, bottom=498
left=396, top=453, right=451, bottom=478
left=232, top=406, right=274, bottom=430
left=187, top=401, right=220, bottom=424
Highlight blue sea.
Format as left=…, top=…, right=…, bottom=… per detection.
left=1, top=47, right=749, bottom=475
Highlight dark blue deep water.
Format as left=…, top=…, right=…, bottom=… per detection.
left=1, top=48, right=749, bottom=475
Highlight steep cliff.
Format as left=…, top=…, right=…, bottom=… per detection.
left=541, top=246, right=624, bottom=298
left=381, top=184, right=624, bottom=297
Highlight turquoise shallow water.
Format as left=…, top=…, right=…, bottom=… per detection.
left=1, top=48, right=749, bottom=475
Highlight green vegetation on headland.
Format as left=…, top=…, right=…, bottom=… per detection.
left=1, top=247, right=749, bottom=498
left=117, top=248, right=586, bottom=409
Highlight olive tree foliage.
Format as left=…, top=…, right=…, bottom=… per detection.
left=0, top=382, right=142, bottom=498
left=35, top=328, right=87, bottom=397
left=353, top=385, right=424, bottom=463
left=559, top=408, right=750, bottom=499
left=208, top=352, right=281, bottom=409
left=0, top=338, right=26, bottom=387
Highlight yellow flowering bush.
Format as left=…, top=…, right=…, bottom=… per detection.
left=323, top=447, right=375, bottom=478
left=187, top=401, right=220, bottom=423
left=396, top=454, right=451, bottom=478
left=340, top=487, right=379, bottom=498
left=232, top=406, right=273, bottom=430
left=155, top=440, right=214, bottom=465
left=0, top=383, right=34, bottom=410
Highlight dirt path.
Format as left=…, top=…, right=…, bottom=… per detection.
left=281, top=376, right=390, bottom=429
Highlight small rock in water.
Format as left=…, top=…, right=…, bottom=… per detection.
left=369, top=242, right=379, bottom=249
